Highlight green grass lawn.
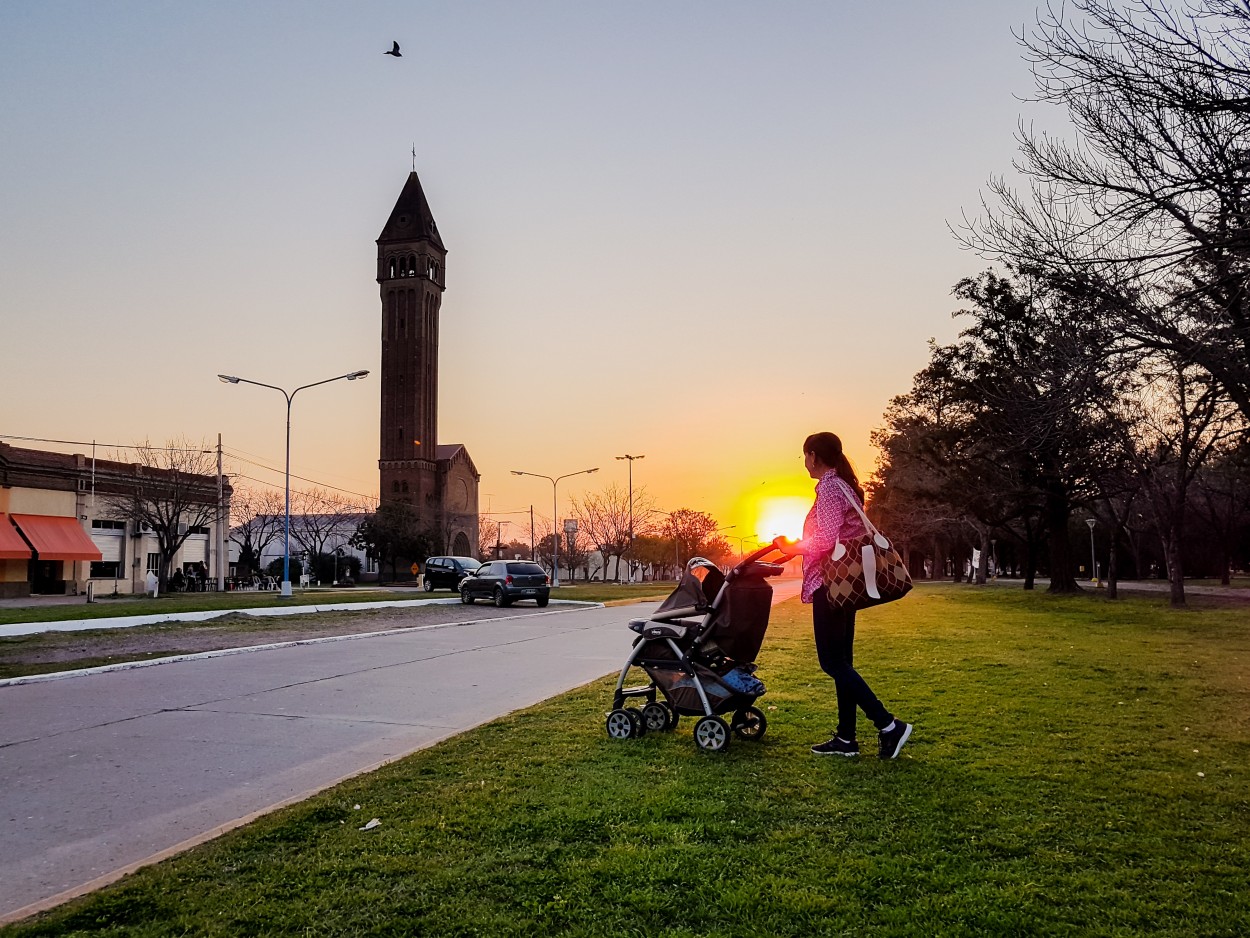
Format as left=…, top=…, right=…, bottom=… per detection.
left=6, top=585, right=1248, bottom=936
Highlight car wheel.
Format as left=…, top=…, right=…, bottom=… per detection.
left=460, top=587, right=472, bottom=604
left=423, top=578, right=434, bottom=592
left=493, top=586, right=511, bottom=608
left=536, top=596, right=549, bottom=608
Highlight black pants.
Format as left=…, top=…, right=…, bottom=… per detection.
left=812, top=589, right=892, bottom=740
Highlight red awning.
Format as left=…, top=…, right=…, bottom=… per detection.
left=10, top=514, right=102, bottom=562
left=0, top=514, right=32, bottom=560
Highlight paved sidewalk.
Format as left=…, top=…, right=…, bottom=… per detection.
left=0, top=578, right=802, bottom=922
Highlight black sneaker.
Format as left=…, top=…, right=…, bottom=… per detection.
left=878, top=721, right=913, bottom=759
left=811, top=736, right=860, bottom=757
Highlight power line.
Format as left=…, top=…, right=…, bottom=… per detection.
left=0, top=434, right=211, bottom=454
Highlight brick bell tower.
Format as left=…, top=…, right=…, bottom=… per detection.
left=377, top=171, right=446, bottom=516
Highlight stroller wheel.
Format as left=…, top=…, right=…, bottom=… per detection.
left=606, top=709, right=640, bottom=740
left=694, top=716, right=731, bottom=753
left=733, top=706, right=768, bottom=741
left=641, top=702, right=673, bottom=733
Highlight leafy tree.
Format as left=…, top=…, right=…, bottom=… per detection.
left=351, top=502, right=433, bottom=582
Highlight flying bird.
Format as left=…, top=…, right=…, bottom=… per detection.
left=384, top=41, right=402, bottom=57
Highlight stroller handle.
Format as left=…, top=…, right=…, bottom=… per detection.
left=728, top=541, right=790, bottom=579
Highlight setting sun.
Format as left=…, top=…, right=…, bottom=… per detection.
left=755, top=497, right=810, bottom=542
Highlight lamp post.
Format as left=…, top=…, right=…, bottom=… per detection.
left=511, top=467, right=598, bottom=587
left=218, top=370, right=368, bottom=597
left=615, top=454, right=644, bottom=581
left=1086, top=517, right=1098, bottom=585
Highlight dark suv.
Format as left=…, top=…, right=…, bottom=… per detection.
left=423, top=556, right=481, bottom=592
left=460, top=560, right=551, bottom=607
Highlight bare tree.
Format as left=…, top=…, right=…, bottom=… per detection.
left=228, top=484, right=286, bottom=573
left=1123, top=349, right=1243, bottom=604
left=289, top=487, right=363, bottom=560
left=573, top=484, right=634, bottom=582
left=103, top=438, right=218, bottom=587
left=964, top=1, right=1250, bottom=419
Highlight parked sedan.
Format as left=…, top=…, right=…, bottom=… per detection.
left=460, top=560, right=551, bottom=607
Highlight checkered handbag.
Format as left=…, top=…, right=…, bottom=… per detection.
left=820, top=500, right=913, bottom=611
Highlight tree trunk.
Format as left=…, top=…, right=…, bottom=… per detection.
left=1162, top=525, right=1187, bottom=607
left=975, top=530, right=989, bottom=585
left=1106, top=538, right=1119, bottom=600
left=1045, top=485, right=1080, bottom=593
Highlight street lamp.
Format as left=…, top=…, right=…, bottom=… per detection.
left=615, top=454, right=644, bottom=581
left=1086, top=517, right=1098, bottom=585
left=218, top=369, right=368, bottom=597
left=511, top=467, right=598, bottom=587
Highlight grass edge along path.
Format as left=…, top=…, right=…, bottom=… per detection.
left=5, top=585, right=1249, bottom=937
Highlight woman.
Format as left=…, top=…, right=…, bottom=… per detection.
left=774, top=432, right=912, bottom=758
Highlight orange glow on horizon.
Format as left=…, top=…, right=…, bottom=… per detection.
left=754, top=497, right=810, bottom=542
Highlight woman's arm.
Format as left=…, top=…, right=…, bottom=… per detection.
left=773, top=476, right=849, bottom=559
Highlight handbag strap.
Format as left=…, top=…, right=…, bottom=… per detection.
left=831, top=476, right=883, bottom=541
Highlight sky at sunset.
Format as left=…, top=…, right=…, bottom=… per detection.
left=1, top=1, right=1056, bottom=547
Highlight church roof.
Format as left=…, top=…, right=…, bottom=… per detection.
left=378, top=171, right=445, bottom=250
left=436, top=443, right=479, bottom=479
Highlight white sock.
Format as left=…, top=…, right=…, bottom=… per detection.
left=881, top=720, right=896, bottom=733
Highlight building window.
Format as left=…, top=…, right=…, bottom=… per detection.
left=146, top=553, right=160, bottom=573
left=188, top=526, right=210, bottom=535
left=91, top=519, right=126, bottom=530
left=90, top=561, right=122, bottom=578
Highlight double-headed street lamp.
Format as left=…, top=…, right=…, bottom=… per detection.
left=615, top=454, right=644, bottom=581
left=511, top=467, right=598, bottom=587
left=218, top=370, right=368, bottom=597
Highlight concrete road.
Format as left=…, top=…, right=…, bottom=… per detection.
left=0, top=580, right=801, bottom=922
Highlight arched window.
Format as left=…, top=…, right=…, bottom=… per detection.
left=388, top=257, right=396, bottom=279
left=408, top=255, right=417, bottom=276
left=392, top=481, right=400, bottom=493
left=401, top=480, right=409, bottom=493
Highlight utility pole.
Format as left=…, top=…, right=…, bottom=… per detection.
left=217, top=434, right=226, bottom=592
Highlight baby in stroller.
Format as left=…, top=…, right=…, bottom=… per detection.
left=606, top=544, right=788, bottom=752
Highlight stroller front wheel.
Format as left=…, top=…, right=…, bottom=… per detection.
left=733, top=706, right=768, bottom=741
left=642, top=702, right=675, bottom=733
left=606, top=709, right=641, bottom=740
left=694, top=716, right=731, bottom=753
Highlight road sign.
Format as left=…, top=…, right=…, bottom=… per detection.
left=411, top=563, right=420, bottom=576
left=563, top=519, right=578, bottom=533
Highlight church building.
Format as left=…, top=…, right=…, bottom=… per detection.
left=376, top=171, right=480, bottom=557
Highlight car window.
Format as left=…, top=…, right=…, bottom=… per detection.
left=506, top=562, right=547, bottom=576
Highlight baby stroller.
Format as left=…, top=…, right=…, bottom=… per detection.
left=606, top=544, right=788, bottom=752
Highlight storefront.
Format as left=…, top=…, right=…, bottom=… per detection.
left=5, top=513, right=102, bottom=596
left=0, top=514, right=35, bottom=598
